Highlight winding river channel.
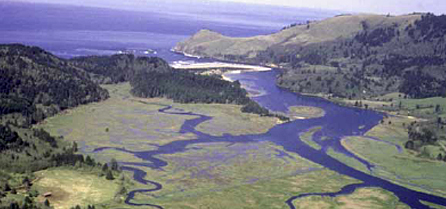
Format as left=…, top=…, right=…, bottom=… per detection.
left=95, top=69, right=446, bottom=209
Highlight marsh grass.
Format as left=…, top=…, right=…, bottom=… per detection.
left=292, top=187, right=409, bottom=209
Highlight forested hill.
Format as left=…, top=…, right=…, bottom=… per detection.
left=0, top=44, right=274, bottom=126
left=0, top=44, right=109, bottom=126
left=175, top=13, right=446, bottom=99
left=70, top=55, right=171, bottom=84
left=70, top=53, right=272, bottom=116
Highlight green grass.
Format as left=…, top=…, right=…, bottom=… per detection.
left=364, top=92, right=446, bottom=119
left=287, top=106, right=325, bottom=119
left=33, top=168, right=121, bottom=209
left=32, top=83, right=417, bottom=208
left=134, top=169, right=361, bottom=209
left=326, top=148, right=369, bottom=174
left=291, top=187, right=409, bottom=209
left=35, top=83, right=278, bottom=157
left=421, top=200, right=446, bottom=209
left=300, top=127, right=322, bottom=150
left=115, top=140, right=325, bottom=204
left=341, top=135, right=446, bottom=197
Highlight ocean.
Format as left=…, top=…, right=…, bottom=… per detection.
left=0, top=1, right=336, bottom=62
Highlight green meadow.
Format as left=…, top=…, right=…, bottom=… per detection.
left=299, top=127, right=322, bottom=150
left=36, top=83, right=278, bottom=158
left=292, top=187, right=410, bottom=209
left=34, top=83, right=413, bottom=209
left=338, top=118, right=446, bottom=197
left=32, top=168, right=122, bottom=209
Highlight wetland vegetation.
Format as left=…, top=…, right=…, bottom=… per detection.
left=0, top=44, right=285, bottom=209
left=2, top=7, right=446, bottom=209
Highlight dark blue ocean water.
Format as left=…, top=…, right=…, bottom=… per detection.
left=0, top=1, right=334, bottom=61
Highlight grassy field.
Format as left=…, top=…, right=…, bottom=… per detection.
left=35, top=83, right=278, bottom=159
left=33, top=168, right=121, bottom=209
left=326, top=148, right=370, bottom=174
left=131, top=169, right=362, bottom=209
left=299, top=127, right=322, bottom=150
left=341, top=134, right=446, bottom=197
left=332, top=92, right=446, bottom=119
left=33, top=83, right=417, bottom=208
left=291, top=187, right=410, bottom=209
left=129, top=141, right=322, bottom=198
left=325, top=91, right=446, bottom=200
left=379, top=94, right=446, bottom=119
left=420, top=201, right=446, bottom=209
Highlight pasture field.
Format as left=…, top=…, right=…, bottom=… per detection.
left=341, top=134, right=446, bottom=197
left=33, top=168, right=121, bottom=209
left=332, top=92, right=446, bottom=119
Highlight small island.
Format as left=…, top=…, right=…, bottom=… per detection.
left=287, top=106, right=325, bottom=120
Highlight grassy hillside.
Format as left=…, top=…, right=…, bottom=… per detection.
left=174, top=14, right=420, bottom=60
left=175, top=13, right=446, bottom=100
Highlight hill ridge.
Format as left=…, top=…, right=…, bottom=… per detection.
left=174, top=13, right=446, bottom=99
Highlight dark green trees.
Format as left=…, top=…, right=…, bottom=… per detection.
left=0, top=44, right=109, bottom=126
left=102, top=163, right=109, bottom=172
left=110, top=158, right=119, bottom=171
left=105, top=170, right=114, bottom=180
left=130, top=70, right=250, bottom=105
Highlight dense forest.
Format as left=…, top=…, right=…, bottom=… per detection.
left=0, top=44, right=109, bottom=126
left=130, top=70, right=277, bottom=116
left=70, top=55, right=171, bottom=84
left=0, top=44, right=272, bottom=126
left=71, top=52, right=273, bottom=116
left=130, top=70, right=250, bottom=104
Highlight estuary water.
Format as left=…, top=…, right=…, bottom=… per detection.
left=2, top=1, right=446, bottom=208
left=94, top=69, right=446, bottom=209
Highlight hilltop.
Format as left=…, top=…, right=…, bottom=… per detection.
left=0, top=44, right=109, bottom=126
left=174, top=13, right=446, bottom=99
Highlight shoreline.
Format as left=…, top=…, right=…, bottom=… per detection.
left=170, top=60, right=272, bottom=83
left=170, top=61, right=272, bottom=72
left=170, top=52, right=422, bottom=121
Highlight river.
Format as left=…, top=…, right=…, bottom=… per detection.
left=4, top=1, right=444, bottom=208
left=95, top=68, right=446, bottom=209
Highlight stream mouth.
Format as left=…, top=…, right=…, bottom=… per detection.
left=94, top=69, right=446, bottom=209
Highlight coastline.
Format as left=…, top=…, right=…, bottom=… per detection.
left=170, top=50, right=422, bottom=122
left=171, top=61, right=272, bottom=72
left=170, top=56, right=272, bottom=83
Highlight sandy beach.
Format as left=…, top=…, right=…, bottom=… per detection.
left=170, top=62, right=272, bottom=72
left=171, top=61, right=272, bottom=83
